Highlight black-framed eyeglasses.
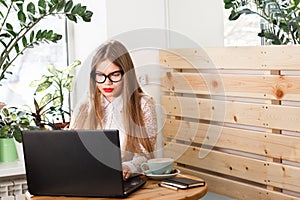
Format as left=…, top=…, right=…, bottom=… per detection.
left=92, top=70, right=124, bottom=84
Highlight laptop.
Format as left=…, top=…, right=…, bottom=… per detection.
left=22, top=129, right=146, bottom=198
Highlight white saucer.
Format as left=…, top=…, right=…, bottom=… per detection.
left=144, top=169, right=180, bottom=180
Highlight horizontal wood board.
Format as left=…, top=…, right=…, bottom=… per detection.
left=177, top=167, right=300, bottom=200
left=160, top=46, right=300, bottom=199
left=163, top=118, right=300, bottom=162
left=160, top=46, right=300, bottom=70
left=161, top=72, right=300, bottom=101
left=164, top=142, right=300, bottom=193
left=162, top=95, right=300, bottom=132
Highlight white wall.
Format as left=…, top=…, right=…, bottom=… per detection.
left=168, top=0, right=224, bottom=47
left=106, top=0, right=166, bottom=37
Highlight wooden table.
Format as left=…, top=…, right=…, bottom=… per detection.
left=25, top=174, right=207, bottom=200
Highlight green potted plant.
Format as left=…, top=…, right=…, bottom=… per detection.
left=0, top=0, right=93, bottom=84
left=0, top=106, right=35, bottom=161
left=223, top=0, right=300, bottom=44
left=0, top=0, right=92, bottom=161
left=26, top=60, right=81, bottom=129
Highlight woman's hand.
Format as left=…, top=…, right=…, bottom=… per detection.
left=122, top=164, right=131, bottom=180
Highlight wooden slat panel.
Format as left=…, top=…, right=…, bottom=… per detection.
left=178, top=167, right=299, bottom=200
left=163, top=119, right=300, bottom=162
left=164, top=142, right=300, bottom=192
left=160, top=46, right=300, bottom=70
left=161, top=72, right=300, bottom=101
left=160, top=46, right=300, bottom=199
left=162, top=95, right=300, bottom=132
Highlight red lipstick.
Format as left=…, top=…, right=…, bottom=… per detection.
left=103, top=88, right=114, bottom=93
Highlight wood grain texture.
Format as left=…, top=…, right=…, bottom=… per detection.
left=161, top=72, right=300, bottom=101
left=164, top=142, right=300, bottom=192
left=160, top=46, right=300, bottom=70
left=163, top=119, right=300, bottom=162
left=178, top=167, right=300, bottom=200
left=162, top=95, right=300, bottom=132
left=160, top=46, right=300, bottom=199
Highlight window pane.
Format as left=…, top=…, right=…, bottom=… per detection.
left=224, top=10, right=262, bottom=46
left=0, top=16, right=67, bottom=107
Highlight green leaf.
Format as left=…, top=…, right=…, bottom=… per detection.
left=27, top=2, right=35, bottom=14
left=16, top=2, right=23, bottom=11
left=64, top=0, right=73, bottom=12
left=22, top=36, right=27, bottom=47
left=77, top=6, right=86, bottom=16
left=51, top=0, right=59, bottom=4
left=71, top=3, right=81, bottom=14
left=47, top=63, right=57, bottom=74
left=11, top=113, right=18, bottom=121
left=0, top=125, right=10, bottom=137
left=229, top=11, right=241, bottom=20
left=6, top=23, right=13, bottom=30
left=2, top=108, right=9, bottom=116
left=82, top=10, right=93, bottom=22
left=48, top=3, right=57, bottom=13
left=28, top=13, right=36, bottom=22
left=41, top=30, right=48, bottom=38
left=46, top=30, right=54, bottom=39
left=66, top=14, right=77, bottom=22
left=36, top=81, right=52, bottom=92
left=30, top=31, right=34, bottom=43
left=12, top=125, right=22, bottom=143
left=18, top=10, right=26, bottom=23
left=14, top=43, right=20, bottom=53
left=50, top=33, right=62, bottom=42
left=224, top=2, right=233, bottom=9
left=36, top=30, right=42, bottom=40
left=56, top=0, right=65, bottom=12
left=38, top=0, right=46, bottom=14
left=40, top=93, right=52, bottom=107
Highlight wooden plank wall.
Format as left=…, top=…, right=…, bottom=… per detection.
left=160, top=46, right=300, bottom=200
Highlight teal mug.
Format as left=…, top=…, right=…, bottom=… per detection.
left=141, top=158, right=174, bottom=175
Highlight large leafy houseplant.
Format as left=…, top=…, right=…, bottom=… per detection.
left=224, top=0, right=300, bottom=44
left=0, top=0, right=93, bottom=83
left=26, top=60, right=80, bottom=129
left=0, top=106, right=34, bottom=143
left=0, top=106, right=37, bottom=161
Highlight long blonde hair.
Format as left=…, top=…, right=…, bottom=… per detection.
left=89, top=40, right=154, bottom=156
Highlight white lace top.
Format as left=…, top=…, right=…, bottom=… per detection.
left=69, top=94, right=158, bottom=174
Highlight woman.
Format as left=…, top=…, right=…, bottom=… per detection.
left=70, top=40, right=158, bottom=179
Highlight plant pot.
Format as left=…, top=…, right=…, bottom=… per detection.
left=54, top=122, right=70, bottom=130
left=0, top=138, right=18, bottom=162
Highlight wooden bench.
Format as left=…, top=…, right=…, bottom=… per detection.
left=160, top=46, right=300, bottom=199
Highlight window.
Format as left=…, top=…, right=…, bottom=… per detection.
left=0, top=16, right=68, bottom=107
left=224, top=9, right=262, bottom=46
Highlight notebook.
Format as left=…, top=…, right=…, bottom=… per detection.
left=160, top=177, right=205, bottom=189
left=22, top=129, right=146, bottom=198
